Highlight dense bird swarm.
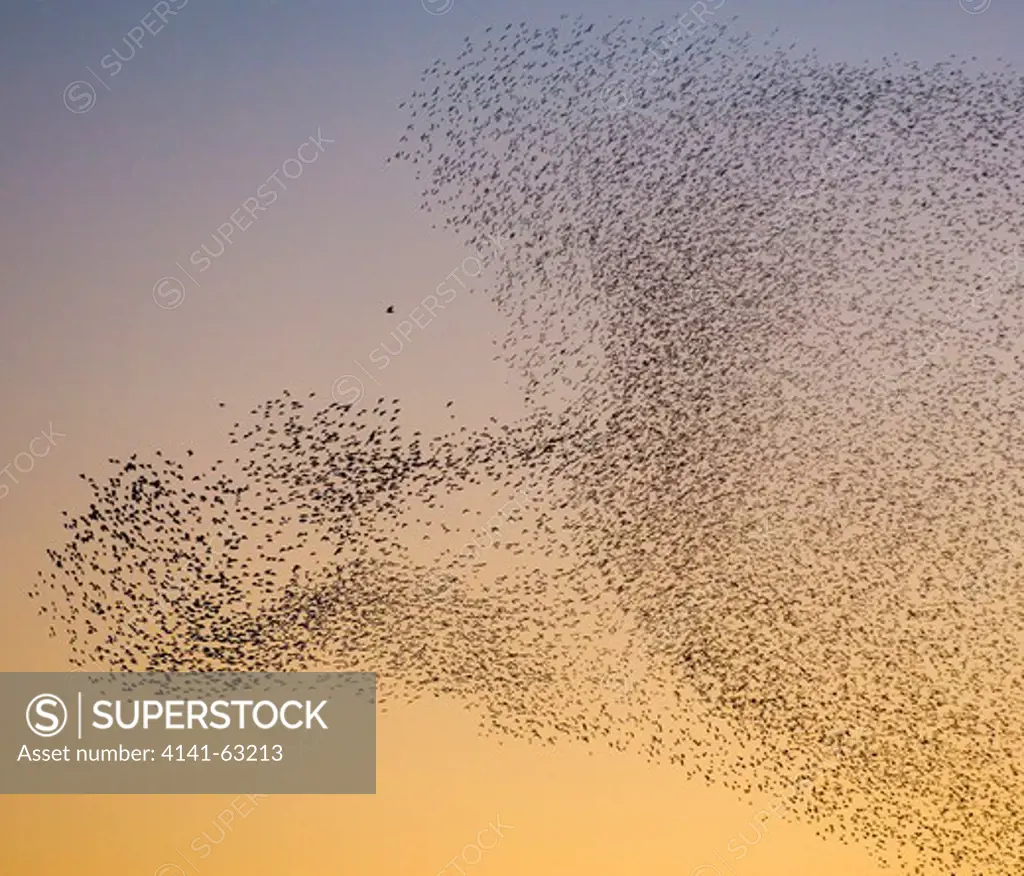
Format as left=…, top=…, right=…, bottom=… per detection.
left=33, top=15, right=1024, bottom=876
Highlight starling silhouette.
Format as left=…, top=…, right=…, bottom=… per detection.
left=34, top=16, right=1024, bottom=876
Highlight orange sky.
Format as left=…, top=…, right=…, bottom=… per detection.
left=1, top=0, right=1016, bottom=872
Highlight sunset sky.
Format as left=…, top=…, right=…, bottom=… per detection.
left=1, top=0, right=1020, bottom=873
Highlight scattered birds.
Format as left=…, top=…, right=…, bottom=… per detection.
left=33, top=15, right=1024, bottom=876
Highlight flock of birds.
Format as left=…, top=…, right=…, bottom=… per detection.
left=32, top=14, right=1024, bottom=876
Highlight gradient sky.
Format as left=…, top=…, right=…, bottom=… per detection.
left=1, top=1, right=1021, bottom=874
